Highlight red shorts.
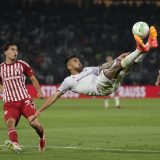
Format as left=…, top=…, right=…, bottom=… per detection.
left=3, top=99, right=36, bottom=126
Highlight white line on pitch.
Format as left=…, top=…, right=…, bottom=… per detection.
left=0, top=145, right=160, bottom=153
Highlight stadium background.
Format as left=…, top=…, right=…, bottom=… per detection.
left=0, top=0, right=159, bottom=85
left=1, top=1, right=160, bottom=160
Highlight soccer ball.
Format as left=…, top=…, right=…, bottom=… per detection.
left=132, top=22, right=149, bottom=39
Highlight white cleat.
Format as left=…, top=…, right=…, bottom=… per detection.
left=5, top=140, right=22, bottom=153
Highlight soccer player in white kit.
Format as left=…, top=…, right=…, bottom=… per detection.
left=30, top=26, right=158, bottom=121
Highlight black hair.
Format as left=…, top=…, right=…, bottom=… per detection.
left=3, top=42, right=17, bottom=52
left=64, top=55, right=79, bottom=68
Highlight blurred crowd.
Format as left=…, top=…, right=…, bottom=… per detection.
left=0, top=0, right=159, bottom=84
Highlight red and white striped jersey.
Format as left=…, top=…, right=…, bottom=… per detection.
left=0, top=60, right=34, bottom=102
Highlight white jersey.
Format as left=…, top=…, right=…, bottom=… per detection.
left=58, top=67, right=100, bottom=96
left=58, top=66, right=126, bottom=96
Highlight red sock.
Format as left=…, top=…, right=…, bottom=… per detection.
left=8, top=129, right=18, bottom=143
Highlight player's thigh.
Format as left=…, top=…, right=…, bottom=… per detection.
left=21, top=99, right=36, bottom=119
left=96, top=71, right=114, bottom=93
left=113, top=71, right=127, bottom=91
left=3, top=104, right=21, bottom=127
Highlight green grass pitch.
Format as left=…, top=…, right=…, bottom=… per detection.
left=0, top=98, right=160, bottom=160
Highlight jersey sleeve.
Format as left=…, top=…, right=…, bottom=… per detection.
left=57, top=79, right=71, bottom=94
left=22, top=61, right=35, bottom=78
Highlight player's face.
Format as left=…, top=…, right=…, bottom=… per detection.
left=68, top=58, right=83, bottom=73
left=5, top=45, right=18, bottom=61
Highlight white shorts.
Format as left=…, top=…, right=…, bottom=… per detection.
left=96, top=70, right=126, bottom=95
left=96, top=71, right=114, bottom=95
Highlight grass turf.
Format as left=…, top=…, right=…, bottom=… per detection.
left=0, top=98, right=160, bottom=160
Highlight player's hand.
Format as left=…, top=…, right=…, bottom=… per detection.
left=37, top=91, right=44, bottom=99
left=155, top=81, right=160, bottom=86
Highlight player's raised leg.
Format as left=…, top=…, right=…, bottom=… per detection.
left=101, top=50, right=142, bottom=81
left=121, top=39, right=149, bottom=70
left=122, top=26, right=158, bottom=67
left=100, top=37, right=148, bottom=80
left=110, top=26, right=158, bottom=78
left=112, top=26, right=158, bottom=92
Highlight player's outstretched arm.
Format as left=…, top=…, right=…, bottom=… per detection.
left=29, top=75, right=44, bottom=99
left=39, top=91, right=62, bottom=113
left=155, top=71, right=160, bottom=86
left=29, top=91, right=62, bottom=123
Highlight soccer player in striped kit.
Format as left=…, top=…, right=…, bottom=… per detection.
left=0, top=42, right=45, bottom=152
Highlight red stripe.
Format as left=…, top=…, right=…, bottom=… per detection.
left=3, top=64, right=11, bottom=102
left=9, top=65, right=18, bottom=101
left=6, top=65, right=14, bottom=101
left=20, top=64, right=28, bottom=98
left=12, top=63, right=20, bottom=100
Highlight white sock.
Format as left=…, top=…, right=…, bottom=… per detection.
left=104, top=99, right=109, bottom=108
left=135, top=54, right=146, bottom=63
left=121, top=49, right=141, bottom=69
left=130, top=41, right=149, bottom=64
left=114, top=96, right=120, bottom=107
